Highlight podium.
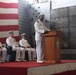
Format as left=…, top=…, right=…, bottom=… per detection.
left=42, top=31, right=62, bottom=63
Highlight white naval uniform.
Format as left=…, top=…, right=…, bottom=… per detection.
left=34, top=19, right=50, bottom=61
left=19, top=38, right=36, bottom=60
left=0, top=42, right=7, bottom=62
left=6, top=36, right=25, bottom=61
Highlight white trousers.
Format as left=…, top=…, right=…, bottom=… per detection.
left=26, top=48, right=36, bottom=60
left=0, top=47, right=7, bottom=61
left=13, top=47, right=25, bottom=60
left=36, top=41, right=44, bottom=61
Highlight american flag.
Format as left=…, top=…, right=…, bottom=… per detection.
left=0, top=0, right=19, bottom=44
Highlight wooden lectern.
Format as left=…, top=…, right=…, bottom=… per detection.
left=42, top=31, right=62, bottom=63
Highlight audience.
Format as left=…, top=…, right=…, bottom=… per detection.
left=6, top=31, right=25, bottom=61
left=0, top=31, right=36, bottom=62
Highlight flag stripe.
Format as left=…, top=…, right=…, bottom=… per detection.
left=0, top=2, right=18, bottom=8
left=0, top=19, right=18, bottom=25
left=0, top=36, right=19, bottom=44
left=0, top=30, right=19, bottom=38
left=0, top=0, right=18, bottom=44
left=0, top=0, right=18, bottom=3
left=0, top=8, right=18, bottom=14
left=0, top=25, right=18, bottom=31
left=0, top=14, right=18, bottom=19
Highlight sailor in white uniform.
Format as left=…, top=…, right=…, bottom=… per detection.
left=0, top=42, right=7, bottom=62
left=34, top=14, right=50, bottom=63
left=6, top=31, right=25, bottom=61
left=19, top=33, right=36, bottom=60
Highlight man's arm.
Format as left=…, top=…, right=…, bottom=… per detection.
left=26, top=40, right=31, bottom=48
left=45, top=26, right=50, bottom=31
left=6, top=38, right=12, bottom=46
left=19, top=40, right=24, bottom=47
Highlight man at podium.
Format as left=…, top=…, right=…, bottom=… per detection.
left=34, top=14, right=50, bottom=63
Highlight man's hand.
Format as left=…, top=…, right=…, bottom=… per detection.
left=44, top=30, right=49, bottom=34
left=15, top=46, right=18, bottom=47
left=27, top=46, right=31, bottom=48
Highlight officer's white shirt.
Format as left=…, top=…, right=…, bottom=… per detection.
left=34, top=19, right=50, bottom=41
left=19, top=38, right=30, bottom=48
left=6, top=36, right=19, bottom=48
